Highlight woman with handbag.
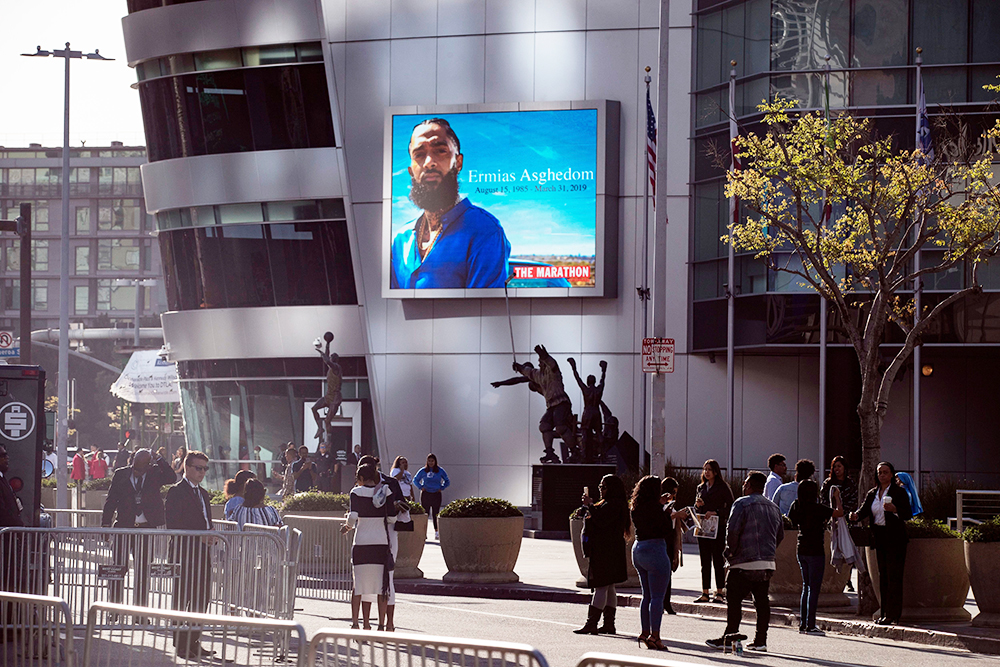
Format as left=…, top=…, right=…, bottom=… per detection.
left=574, top=474, right=630, bottom=636
left=849, top=461, right=912, bottom=625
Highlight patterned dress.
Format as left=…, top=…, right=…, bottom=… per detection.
left=347, top=484, right=396, bottom=601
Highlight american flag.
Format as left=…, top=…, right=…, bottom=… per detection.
left=646, top=85, right=656, bottom=200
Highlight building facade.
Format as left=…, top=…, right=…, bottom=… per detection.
left=123, top=0, right=1000, bottom=502
left=0, top=142, right=162, bottom=330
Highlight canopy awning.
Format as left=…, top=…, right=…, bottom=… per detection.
left=110, top=350, right=181, bottom=403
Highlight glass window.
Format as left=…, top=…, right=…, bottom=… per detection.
left=694, top=181, right=725, bottom=262
left=75, top=206, right=91, bottom=234
left=99, top=167, right=113, bottom=195
left=97, top=280, right=139, bottom=311
left=852, top=0, right=908, bottom=106
left=264, top=200, right=320, bottom=222
left=75, top=246, right=90, bottom=274
left=74, top=285, right=89, bottom=314
left=268, top=223, right=329, bottom=305
left=219, top=203, right=263, bottom=224
left=139, top=63, right=335, bottom=162
left=914, top=0, right=969, bottom=104
left=32, top=280, right=47, bottom=310
left=4, top=243, right=17, bottom=272
left=219, top=225, right=274, bottom=308
left=243, top=44, right=297, bottom=67
left=972, top=0, right=1000, bottom=63
left=97, top=238, right=140, bottom=271
left=32, top=240, right=48, bottom=271
left=193, top=48, right=243, bottom=71
left=98, top=200, right=141, bottom=231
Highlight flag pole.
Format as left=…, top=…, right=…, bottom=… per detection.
left=913, top=47, right=925, bottom=492
left=726, top=61, right=737, bottom=481
left=819, top=55, right=831, bottom=475
left=642, top=67, right=651, bottom=456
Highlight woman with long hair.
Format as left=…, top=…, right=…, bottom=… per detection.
left=224, top=470, right=256, bottom=520
left=788, top=479, right=842, bottom=634
left=630, top=475, right=673, bottom=650
left=574, top=474, right=630, bottom=636
left=413, top=454, right=450, bottom=540
left=693, top=459, right=733, bottom=603
left=820, top=456, right=858, bottom=515
left=232, top=479, right=282, bottom=529
left=390, top=456, right=415, bottom=502
left=850, top=461, right=912, bottom=625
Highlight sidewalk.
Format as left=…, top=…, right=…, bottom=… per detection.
left=394, top=534, right=1000, bottom=655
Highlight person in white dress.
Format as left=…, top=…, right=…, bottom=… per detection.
left=341, top=463, right=396, bottom=629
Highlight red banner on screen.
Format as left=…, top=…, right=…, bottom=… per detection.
left=512, top=265, right=592, bottom=280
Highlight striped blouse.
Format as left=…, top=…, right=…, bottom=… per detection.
left=347, top=484, right=396, bottom=566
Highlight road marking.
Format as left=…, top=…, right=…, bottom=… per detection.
left=398, top=600, right=577, bottom=627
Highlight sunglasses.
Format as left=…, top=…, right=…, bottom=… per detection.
left=187, top=464, right=209, bottom=472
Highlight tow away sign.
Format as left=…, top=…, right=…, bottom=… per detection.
left=642, top=338, right=674, bottom=373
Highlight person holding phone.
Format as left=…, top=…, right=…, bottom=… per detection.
left=574, top=475, right=630, bottom=635
left=849, top=461, right=911, bottom=625
left=292, top=445, right=317, bottom=492
left=693, top=459, right=733, bottom=603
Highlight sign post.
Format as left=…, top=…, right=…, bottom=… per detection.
left=642, top=337, right=675, bottom=374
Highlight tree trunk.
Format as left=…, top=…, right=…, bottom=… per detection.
left=856, top=392, right=882, bottom=618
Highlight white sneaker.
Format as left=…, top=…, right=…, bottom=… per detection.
left=434, top=530, right=440, bottom=540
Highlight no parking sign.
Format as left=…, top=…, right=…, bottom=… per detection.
left=0, top=331, right=18, bottom=358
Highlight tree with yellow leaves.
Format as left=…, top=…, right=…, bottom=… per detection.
left=726, top=99, right=1000, bottom=497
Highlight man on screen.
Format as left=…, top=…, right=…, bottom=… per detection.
left=391, top=118, right=511, bottom=289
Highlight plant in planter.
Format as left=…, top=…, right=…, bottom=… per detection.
left=281, top=492, right=349, bottom=515
left=865, top=516, right=969, bottom=622
left=395, top=500, right=428, bottom=579
left=438, top=497, right=523, bottom=583
left=963, top=515, right=1000, bottom=628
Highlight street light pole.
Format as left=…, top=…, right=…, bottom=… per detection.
left=22, top=43, right=113, bottom=509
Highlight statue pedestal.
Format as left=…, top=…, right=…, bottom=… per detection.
left=528, top=464, right=615, bottom=537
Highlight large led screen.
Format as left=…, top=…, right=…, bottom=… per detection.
left=385, top=107, right=608, bottom=295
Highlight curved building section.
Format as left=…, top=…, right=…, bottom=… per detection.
left=123, top=0, right=371, bottom=489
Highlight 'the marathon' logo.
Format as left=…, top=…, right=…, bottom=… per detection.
left=0, top=402, right=35, bottom=441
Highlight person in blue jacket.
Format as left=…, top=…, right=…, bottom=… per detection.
left=413, top=453, right=450, bottom=540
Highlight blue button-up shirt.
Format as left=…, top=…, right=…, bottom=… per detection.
left=770, top=481, right=799, bottom=515
left=391, top=198, right=511, bottom=289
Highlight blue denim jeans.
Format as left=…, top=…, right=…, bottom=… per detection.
left=632, top=539, right=671, bottom=633
left=798, top=554, right=825, bottom=629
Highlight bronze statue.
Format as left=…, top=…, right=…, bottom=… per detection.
left=499, top=345, right=579, bottom=464
left=567, top=358, right=607, bottom=463
left=311, top=332, right=343, bottom=443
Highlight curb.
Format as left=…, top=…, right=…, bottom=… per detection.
left=394, top=580, right=1000, bottom=655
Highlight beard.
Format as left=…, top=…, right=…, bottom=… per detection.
left=409, top=166, right=460, bottom=213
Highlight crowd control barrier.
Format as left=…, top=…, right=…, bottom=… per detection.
left=307, top=629, right=550, bottom=667
left=574, top=652, right=703, bottom=667
left=0, top=526, right=292, bottom=627
left=282, top=515, right=352, bottom=603
left=83, top=602, right=307, bottom=667
left=46, top=510, right=104, bottom=529
left=0, top=591, right=75, bottom=667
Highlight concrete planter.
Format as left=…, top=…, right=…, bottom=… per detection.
left=866, top=538, right=970, bottom=622
left=569, top=517, right=640, bottom=588
left=965, top=541, right=1000, bottom=628
left=211, top=504, right=225, bottom=521
left=770, top=530, right=852, bottom=607
left=83, top=490, right=108, bottom=510
left=39, top=487, right=56, bottom=509
left=440, top=516, right=523, bottom=583
left=283, top=511, right=351, bottom=576
left=395, top=513, right=428, bottom=579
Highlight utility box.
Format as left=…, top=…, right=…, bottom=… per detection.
left=0, top=365, right=46, bottom=526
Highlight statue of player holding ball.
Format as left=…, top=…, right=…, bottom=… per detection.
left=311, top=332, right=343, bottom=442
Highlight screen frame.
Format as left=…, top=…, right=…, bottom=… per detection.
left=381, top=100, right=620, bottom=299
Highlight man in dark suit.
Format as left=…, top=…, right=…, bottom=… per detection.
left=164, top=451, right=215, bottom=660
left=101, top=448, right=176, bottom=605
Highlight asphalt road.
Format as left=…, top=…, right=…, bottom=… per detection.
left=294, top=593, right=989, bottom=667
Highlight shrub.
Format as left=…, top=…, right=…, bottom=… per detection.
left=40, top=477, right=57, bottom=489
left=404, top=499, right=426, bottom=514
left=208, top=489, right=227, bottom=505
left=439, top=497, right=522, bottom=518
left=282, top=491, right=349, bottom=513
left=906, top=515, right=959, bottom=539
left=963, top=515, right=1000, bottom=543
left=919, top=475, right=987, bottom=521
left=84, top=477, right=112, bottom=491
left=569, top=506, right=587, bottom=520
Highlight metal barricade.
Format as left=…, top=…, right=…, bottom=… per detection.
left=0, top=591, right=75, bottom=667
left=83, top=602, right=306, bottom=667
left=282, top=515, right=352, bottom=603
left=307, top=629, right=550, bottom=667
left=956, top=489, right=1000, bottom=532
left=0, top=526, right=292, bottom=627
left=575, top=652, right=703, bottom=667
left=46, top=510, right=104, bottom=528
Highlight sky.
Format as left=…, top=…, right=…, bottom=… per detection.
left=0, top=0, right=146, bottom=148
left=390, top=109, right=599, bottom=258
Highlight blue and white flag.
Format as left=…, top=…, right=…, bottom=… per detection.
left=916, top=74, right=933, bottom=164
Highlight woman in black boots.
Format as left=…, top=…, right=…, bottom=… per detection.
left=575, top=474, right=630, bottom=635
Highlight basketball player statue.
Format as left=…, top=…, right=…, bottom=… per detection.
left=311, top=332, right=343, bottom=443
left=567, top=357, right=607, bottom=463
